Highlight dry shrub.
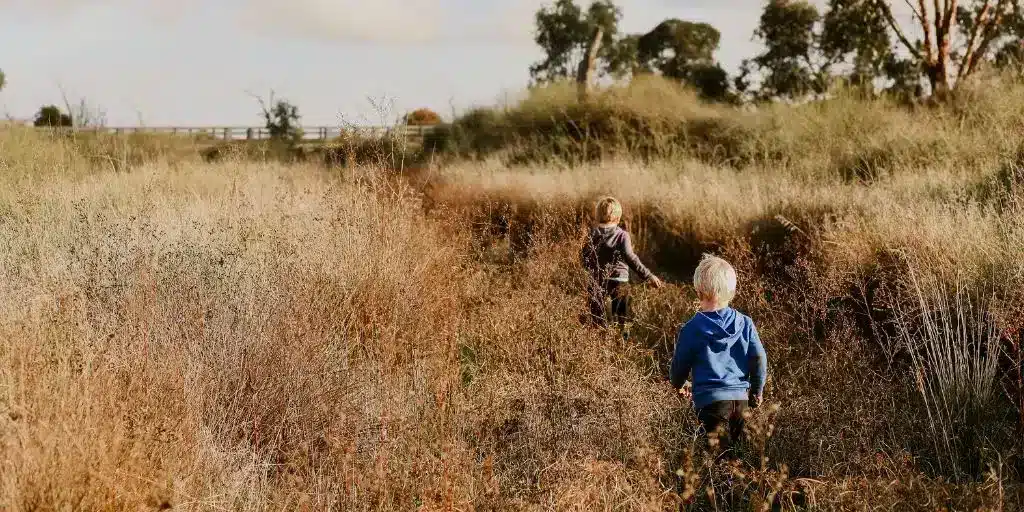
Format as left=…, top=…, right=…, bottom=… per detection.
left=321, top=129, right=415, bottom=169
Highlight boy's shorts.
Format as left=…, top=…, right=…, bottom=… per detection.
left=695, top=399, right=748, bottom=452
left=584, top=280, right=631, bottom=327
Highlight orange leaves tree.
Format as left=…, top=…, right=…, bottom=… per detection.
left=404, top=108, right=442, bottom=126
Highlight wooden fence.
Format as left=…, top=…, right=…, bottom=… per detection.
left=24, top=125, right=440, bottom=142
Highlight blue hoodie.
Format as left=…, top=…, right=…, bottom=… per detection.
left=670, top=307, right=767, bottom=409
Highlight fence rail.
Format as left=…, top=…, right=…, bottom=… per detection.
left=19, top=125, right=440, bottom=142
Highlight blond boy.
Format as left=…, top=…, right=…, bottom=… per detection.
left=670, top=254, right=767, bottom=452
left=580, top=197, right=663, bottom=336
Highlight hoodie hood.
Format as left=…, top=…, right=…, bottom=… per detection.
left=694, top=307, right=742, bottom=350
left=594, top=225, right=620, bottom=247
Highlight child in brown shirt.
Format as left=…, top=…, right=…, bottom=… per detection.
left=580, top=197, right=663, bottom=337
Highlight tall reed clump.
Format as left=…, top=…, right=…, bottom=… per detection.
left=892, top=263, right=1004, bottom=481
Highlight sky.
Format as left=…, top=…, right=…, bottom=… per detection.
left=0, top=0, right=807, bottom=126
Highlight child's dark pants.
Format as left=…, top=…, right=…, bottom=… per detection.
left=586, top=280, right=631, bottom=328
left=696, top=400, right=748, bottom=454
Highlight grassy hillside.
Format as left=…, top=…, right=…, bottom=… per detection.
left=1, top=79, right=1022, bottom=510
left=427, top=75, right=1024, bottom=177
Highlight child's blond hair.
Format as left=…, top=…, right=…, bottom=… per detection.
left=693, top=254, right=737, bottom=307
left=595, top=196, right=623, bottom=224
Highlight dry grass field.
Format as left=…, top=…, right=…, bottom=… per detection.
left=1, top=78, right=1023, bottom=510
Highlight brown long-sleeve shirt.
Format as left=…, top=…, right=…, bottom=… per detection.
left=580, top=224, right=655, bottom=284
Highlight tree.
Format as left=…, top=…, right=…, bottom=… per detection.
left=985, top=4, right=1024, bottom=68
left=33, top=105, right=72, bottom=127
left=265, top=100, right=301, bottom=142
left=995, top=38, right=1024, bottom=67
left=637, top=19, right=720, bottom=74
left=0, top=69, right=5, bottom=92
left=632, top=19, right=732, bottom=100
left=686, top=64, right=732, bottom=100
left=750, top=0, right=828, bottom=100
left=873, top=0, right=1019, bottom=95
left=605, top=34, right=640, bottom=79
left=529, top=0, right=622, bottom=84
left=253, top=91, right=302, bottom=143
left=404, top=108, right=442, bottom=126
left=821, top=0, right=893, bottom=92
left=576, top=22, right=606, bottom=100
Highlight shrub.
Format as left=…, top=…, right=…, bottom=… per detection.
left=32, top=105, right=72, bottom=127
left=321, top=129, right=412, bottom=168
left=404, top=107, right=442, bottom=126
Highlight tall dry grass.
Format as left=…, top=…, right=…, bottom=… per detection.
left=424, top=158, right=1024, bottom=507
left=0, top=147, right=703, bottom=510
left=3, top=82, right=1024, bottom=509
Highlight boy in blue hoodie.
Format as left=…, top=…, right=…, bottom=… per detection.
left=670, top=254, right=768, bottom=453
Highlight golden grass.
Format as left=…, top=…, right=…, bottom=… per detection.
left=2, top=89, right=1024, bottom=509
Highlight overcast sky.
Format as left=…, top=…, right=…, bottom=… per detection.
left=0, top=0, right=815, bottom=126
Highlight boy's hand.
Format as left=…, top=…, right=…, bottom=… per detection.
left=749, top=394, right=763, bottom=409
left=678, top=382, right=692, bottom=401
left=649, top=276, right=664, bottom=289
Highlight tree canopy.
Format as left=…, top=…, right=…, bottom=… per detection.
left=529, top=0, right=1024, bottom=103
left=820, top=0, right=892, bottom=91
left=634, top=19, right=731, bottom=100
left=529, top=0, right=622, bottom=84
left=750, top=0, right=828, bottom=100
left=252, top=92, right=303, bottom=143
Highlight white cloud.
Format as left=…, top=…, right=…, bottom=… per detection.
left=6, top=0, right=896, bottom=49
left=0, top=0, right=444, bottom=42
left=237, top=0, right=444, bottom=43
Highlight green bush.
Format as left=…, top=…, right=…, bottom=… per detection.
left=321, top=129, right=413, bottom=168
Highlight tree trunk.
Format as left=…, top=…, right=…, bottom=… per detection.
left=577, top=26, right=604, bottom=102
left=932, top=0, right=955, bottom=96
left=925, top=60, right=950, bottom=97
